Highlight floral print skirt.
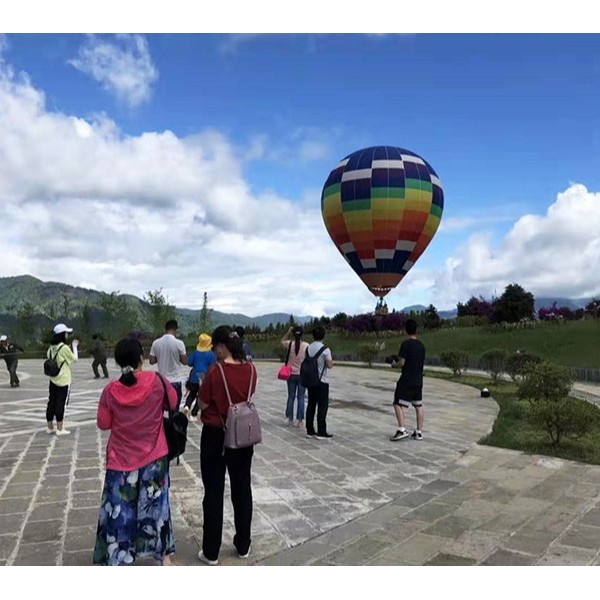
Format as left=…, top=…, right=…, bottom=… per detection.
left=93, top=456, right=175, bottom=566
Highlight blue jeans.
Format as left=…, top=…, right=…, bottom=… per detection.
left=286, top=375, right=306, bottom=420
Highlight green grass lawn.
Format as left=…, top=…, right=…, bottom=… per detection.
left=249, top=319, right=600, bottom=369
left=425, top=369, right=600, bottom=466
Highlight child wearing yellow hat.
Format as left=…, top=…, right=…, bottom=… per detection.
left=182, top=333, right=217, bottom=421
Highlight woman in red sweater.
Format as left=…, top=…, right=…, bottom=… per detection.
left=197, top=325, right=258, bottom=565
left=93, top=337, right=178, bottom=566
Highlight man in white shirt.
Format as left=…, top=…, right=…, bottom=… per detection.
left=149, top=319, right=187, bottom=410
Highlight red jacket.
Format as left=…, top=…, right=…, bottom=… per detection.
left=199, top=361, right=257, bottom=428
left=97, top=370, right=177, bottom=470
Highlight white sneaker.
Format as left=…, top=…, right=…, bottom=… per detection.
left=46, top=428, right=55, bottom=435
left=56, top=429, right=71, bottom=436
left=197, top=550, right=218, bottom=565
left=238, top=544, right=251, bottom=559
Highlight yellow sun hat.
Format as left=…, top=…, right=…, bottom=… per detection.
left=197, top=333, right=212, bottom=351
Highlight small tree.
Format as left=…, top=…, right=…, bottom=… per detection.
left=15, top=301, right=37, bottom=343
left=440, top=350, right=469, bottom=377
left=527, top=399, right=600, bottom=446
left=422, top=304, right=442, bottom=330
left=144, top=288, right=176, bottom=336
left=505, top=351, right=543, bottom=383
left=480, top=349, right=509, bottom=384
left=199, top=292, right=213, bottom=333
left=357, top=343, right=379, bottom=368
left=517, top=361, right=574, bottom=404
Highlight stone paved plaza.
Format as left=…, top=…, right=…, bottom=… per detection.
left=1, top=358, right=600, bottom=566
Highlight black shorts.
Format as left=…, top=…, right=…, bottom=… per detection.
left=393, top=381, right=423, bottom=407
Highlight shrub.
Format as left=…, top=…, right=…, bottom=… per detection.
left=517, top=361, right=574, bottom=403
left=357, top=343, right=379, bottom=368
left=480, top=349, right=509, bottom=383
left=527, top=398, right=600, bottom=445
left=453, top=316, right=489, bottom=328
left=440, top=350, right=469, bottom=377
left=505, top=351, right=543, bottom=383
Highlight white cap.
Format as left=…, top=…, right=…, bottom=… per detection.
left=53, top=323, right=73, bottom=335
left=0, top=335, right=7, bottom=341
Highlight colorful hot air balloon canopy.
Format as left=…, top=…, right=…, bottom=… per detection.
left=321, top=145, right=444, bottom=298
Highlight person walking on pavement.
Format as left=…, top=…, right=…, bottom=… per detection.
left=149, top=319, right=187, bottom=411
left=196, top=325, right=258, bottom=565
left=0, top=334, right=24, bottom=388
left=389, top=318, right=426, bottom=441
left=280, top=326, right=308, bottom=427
left=305, top=325, right=334, bottom=440
left=182, top=333, right=216, bottom=422
left=90, top=334, right=109, bottom=379
left=93, top=337, right=178, bottom=566
left=45, top=323, right=79, bottom=436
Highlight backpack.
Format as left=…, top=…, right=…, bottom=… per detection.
left=157, top=374, right=188, bottom=462
left=217, top=362, right=261, bottom=449
left=299, top=345, right=327, bottom=388
left=44, top=344, right=65, bottom=377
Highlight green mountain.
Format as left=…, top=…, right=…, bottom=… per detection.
left=0, top=275, right=311, bottom=341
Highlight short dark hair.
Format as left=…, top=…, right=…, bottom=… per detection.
left=405, top=319, right=417, bottom=335
left=165, top=320, right=178, bottom=331
left=312, top=325, right=326, bottom=341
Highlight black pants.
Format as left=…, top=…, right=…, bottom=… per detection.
left=306, top=382, right=330, bottom=435
left=46, top=382, right=70, bottom=422
left=184, top=382, right=200, bottom=416
left=92, top=358, right=109, bottom=378
left=200, top=425, right=253, bottom=561
left=6, top=360, right=19, bottom=387
left=170, top=381, right=182, bottom=412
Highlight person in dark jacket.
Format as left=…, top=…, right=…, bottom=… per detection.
left=0, top=334, right=24, bottom=388
left=90, top=334, right=109, bottom=379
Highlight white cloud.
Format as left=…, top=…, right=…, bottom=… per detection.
left=0, top=52, right=373, bottom=316
left=68, top=34, right=158, bottom=107
left=432, top=184, right=600, bottom=307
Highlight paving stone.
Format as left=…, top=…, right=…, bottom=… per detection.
left=505, top=528, right=558, bottom=554
left=420, top=479, right=461, bottom=496
left=481, top=549, right=537, bottom=566
left=63, top=525, right=97, bottom=552
left=424, top=552, right=477, bottom=566
left=0, top=511, right=26, bottom=534
left=42, top=475, right=71, bottom=488
left=67, top=507, right=99, bottom=528
left=8, top=470, right=41, bottom=484
left=29, top=502, right=66, bottom=522
left=405, top=502, right=455, bottom=523
left=579, top=508, right=600, bottom=527
left=71, top=491, right=101, bottom=509
left=62, top=550, right=93, bottom=566
left=0, top=534, right=18, bottom=560
left=21, top=519, right=62, bottom=543
left=392, top=490, right=436, bottom=508
left=537, top=544, right=597, bottom=566
left=1, top=482, right=37, bottom=498
left=444, top=530, right=505, bottom=560
left=319, top=530, right=394, bottom=565
left=72, top=478, right=102, bottom=493
left=13, top=541, right=60, bottom=565
left=558, top=524, right=600, bottom=550
left=384, top=532, right=447, bottom=564
left=35, top=486, right=68, bottom=503
left=423, top=515, right=477, bottom=538
left=0, top=497, right=31, bottom=514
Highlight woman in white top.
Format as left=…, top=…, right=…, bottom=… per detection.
left=280, top=326, right=309, bottom=427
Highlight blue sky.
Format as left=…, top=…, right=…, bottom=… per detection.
left=1, top=27, right=599, bottom=317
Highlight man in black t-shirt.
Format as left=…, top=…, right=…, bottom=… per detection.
left=389, top=319, right=426, bottom=441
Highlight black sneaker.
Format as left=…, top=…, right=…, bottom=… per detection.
left=390, top=429, right=409, bottom=441
left=306, top=432, right=317, bottom=438
left=315, top=433, right=333, bottom=439
left=411, top=430, right=423, bottom=440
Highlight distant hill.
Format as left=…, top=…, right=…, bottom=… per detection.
left=0, top=275, right=312, bottom=339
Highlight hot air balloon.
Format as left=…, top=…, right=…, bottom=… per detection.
left=321, top=146, right=444, bottom=308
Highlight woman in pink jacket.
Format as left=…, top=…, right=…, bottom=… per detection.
left=93, top=337, right=178, bottom=566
